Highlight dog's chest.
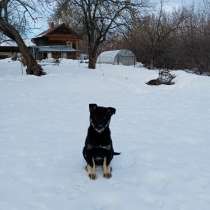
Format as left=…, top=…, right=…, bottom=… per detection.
left=87, top=128, right=112, bottom=146
left=88, top=134, right=111, bottom=146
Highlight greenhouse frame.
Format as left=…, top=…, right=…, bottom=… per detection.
left=97, top=49, right=136, bottom=66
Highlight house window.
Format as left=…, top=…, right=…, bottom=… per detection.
left=72, top=42, right=76, bottom=49
left=66, top=41, right=72, bottom=48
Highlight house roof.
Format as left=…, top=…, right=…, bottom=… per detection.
left=0, top=39, right=35, bottom=47
left=33, top=23, right=81, bottom=39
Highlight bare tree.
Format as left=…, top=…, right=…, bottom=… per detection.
left=121, top=0, right=189, bottom=69
left=0, top=0, right=45, bottom=76
left=203, top=0, right=210, bottom=12
left=52, top=0, right=147, bottom=69
left=147, top=2, right=186, bottom=68
left=178, top=7, right=210, bottom=74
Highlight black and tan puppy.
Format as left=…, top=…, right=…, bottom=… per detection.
left=83, top=104, right=120, bottom=180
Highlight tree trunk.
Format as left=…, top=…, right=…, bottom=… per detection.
left=0, top=18, right=45, bottom=76
left=87, top=43, right=98, bottom=69
left=88, top=53, right=97, bottom=69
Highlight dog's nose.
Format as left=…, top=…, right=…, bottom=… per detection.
left=98, top=124, right=103, bottom=129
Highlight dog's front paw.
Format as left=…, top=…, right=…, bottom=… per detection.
left=86, top=163, right=97, bottom=180
left=89, top=173, right=97, bottom=180
left=103, top=172, right=112, bottom=179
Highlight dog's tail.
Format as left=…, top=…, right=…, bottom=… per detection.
left=114, top=152, right=121, bottom=155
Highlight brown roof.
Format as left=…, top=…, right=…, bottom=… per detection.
left=33, top=23, right=81, bottom=39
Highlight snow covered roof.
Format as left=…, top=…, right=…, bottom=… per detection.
left=0, top=39, right=35, bottom=47
left=24, top=39, right=35, bottom=47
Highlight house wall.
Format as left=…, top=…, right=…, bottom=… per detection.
left=31, top=24, right=82, bottom=60
left=34, top=36, right=80, bottom=50
left=67, top=52, right=77, bottom=59
left=0, top=47, right=19, bottom=59
left=0, top=52, right=17, bottom=59
left=35, top=51, right=79, bottom=60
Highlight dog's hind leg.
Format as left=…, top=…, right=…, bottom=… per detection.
left=86, top=158, right=96, bottom=180
left=103, top=157, right=112, bottom=178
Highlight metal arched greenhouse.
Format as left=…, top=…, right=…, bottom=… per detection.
left=97, top=49, right=136, bottom=66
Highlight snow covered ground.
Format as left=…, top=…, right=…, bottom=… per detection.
left=0, top=58, right=210, bottom=210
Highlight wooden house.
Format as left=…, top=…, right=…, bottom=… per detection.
left=31, top=23, right=81, bottom=60
left=0, top=44, right=18, bottom=59
left=0, top=40, right=34, bottom=59
left=0, top=23, right=81, bottom=60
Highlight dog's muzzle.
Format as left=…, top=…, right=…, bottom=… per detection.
left=90, top=119, right=110, bottom=133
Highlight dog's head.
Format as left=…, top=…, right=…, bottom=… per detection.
left=89, top=104, right=116, bottom=133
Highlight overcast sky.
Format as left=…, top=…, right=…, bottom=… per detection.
left=152, top=0, right=201, bottom=10
left=154, top=0, right=200, bottom=7
left=29, top=0, right=203, bottom=38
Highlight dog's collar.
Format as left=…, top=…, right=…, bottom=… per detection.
left=87, top=144, right=112, bottom=150
left=90, top=118, right=110, bottom=133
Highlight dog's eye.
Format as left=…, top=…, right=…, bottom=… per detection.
left=107, top=108, right=116, bottom=115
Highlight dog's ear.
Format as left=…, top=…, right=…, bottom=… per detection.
left=108, top=107, right=116, bottom=115
left=89, top=104, right=97, bottom=112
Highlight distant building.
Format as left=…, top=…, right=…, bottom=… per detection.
left=0, top=23, right=81, bottom=60
left=0, top=41, right=19, bottom=59
left=31, top=23, right=81, bottom=60
left=0, top=39, right=35, bottom=59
